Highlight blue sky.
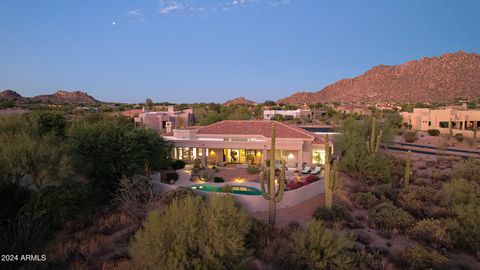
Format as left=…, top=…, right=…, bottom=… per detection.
left=1, top=0, right=479, bottom=103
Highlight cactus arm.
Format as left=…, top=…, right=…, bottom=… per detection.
left=404, top=150, right=412, bottom=187
left=275, top=160, right=286, bottom=203
left=370, top=117, right=376, bottom=153
left=260, top=170, right=271, bottom=200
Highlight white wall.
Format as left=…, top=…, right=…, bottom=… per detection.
left=152, top=179, right=324, bottom=213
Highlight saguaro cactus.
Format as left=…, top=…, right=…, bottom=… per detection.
left=404, top=150, right=412, bottom=187
left=323, top=134, right=339, bottom=209
left=447, top=117, right=453, bottom=140
left=260, top=123, right=285, bottom=226
left=366, top=117, right=383, bottom=155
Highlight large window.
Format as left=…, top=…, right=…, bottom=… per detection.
left=312, top=149, right=326, bottom=165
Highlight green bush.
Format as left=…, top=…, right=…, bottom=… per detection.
left=368, top=201, right=414, bottom=231
left=403, top=131, right=418, bottom=143
left=397, top=245, right=448, bottom=270
left=452, top=159, right=480, bottom=184
left=279, top=220, right=355, bottom=270
left=166, top=172, right=179, bottom=182
left=454, top=133, right=464, bottom=142
left=354, top=192, right=379, bottom=209
left=407, top=219, right=452, bottom=248
left=246, top=165, right=260, bottom=175
left=193, top=158, right=200, bottom=169
left=313, top=205, right=351, bottom=226
left=161, top=187, right=197, bottom=205
left=427, top=129, right=440, bottom=136
left=397, top=185, right=443, bottom=218
left=129, top=195, right=252, bottom=270
left=171, top=160, right=186, bottom=170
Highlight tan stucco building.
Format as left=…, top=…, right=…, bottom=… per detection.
left=400, top=106, right=480, bottom=135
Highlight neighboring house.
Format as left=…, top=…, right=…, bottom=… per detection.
left=400, top=106, right=480, bottom=135
left=263, top=109, right=313, bottom=120
left=120, top=109, right=144, bottom=118
left=334, top=104, right=372, bottom=115
left=134, top=106, right=194, bottom=133
left=0, top=108, right=30, bottom=115
left=162, top=120, right=332, bottom=169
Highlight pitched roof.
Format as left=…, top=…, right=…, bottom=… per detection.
left=196, top=120, right=315, bottom=139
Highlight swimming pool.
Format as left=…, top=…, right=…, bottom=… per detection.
left=189, top=184, right=263, bottom=196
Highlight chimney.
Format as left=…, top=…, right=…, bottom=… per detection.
left=167, top=105, right=174, bottom=113
left=462, top=103, right=468, bottom=109
left=142, top=106, right=146, bottom=112
left=166, top=122, right=172, bottom=133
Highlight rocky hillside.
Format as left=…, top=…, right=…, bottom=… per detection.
left=278, top=51, right=480, bottom=104
left=0, top=90, right=24, bottom=100
left=33, top=90, right=99, bottom=104
left=223, top=97, right=256, bottom=106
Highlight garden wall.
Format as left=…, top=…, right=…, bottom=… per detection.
left=151, top=179, right=324, bottom=213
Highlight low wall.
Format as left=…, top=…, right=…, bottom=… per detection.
left=152, top=179, right=324, bottom=213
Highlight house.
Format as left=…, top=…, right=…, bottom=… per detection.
left=400, top=106, right=480, bottom=135
left=162, top=120, right=332, bottom=169
left=263, top=109, right=313, bottom=120
left=134, top=105, right=194, bottom=132
left=334, top=104, right=372, bottom=115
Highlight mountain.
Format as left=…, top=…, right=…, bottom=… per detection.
left=278, top=51, right=480, bottom=104
left=0, top=90, right=24, bottom=101
left=33, top=90, right=99, bottom=104
left=223, top=97, right=256, bottom=106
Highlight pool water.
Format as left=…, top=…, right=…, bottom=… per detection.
left=189, top=184, right=262, bottom=196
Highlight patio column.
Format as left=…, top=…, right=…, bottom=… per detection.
left=297, top=150, right=303, bottom=170
left=201, top=147, right=207, bottom=168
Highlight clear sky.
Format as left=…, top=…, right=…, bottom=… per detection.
left=1, top=0, right=479, bottom=103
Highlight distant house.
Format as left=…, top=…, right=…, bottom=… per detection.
left=263, top=108, right=313, bottom=120
left=334, top=104, right=372, bottom=115
left=162, top=120, right=332, bottom=169
left=400, top=105, right=480, bottom=135
left=134, top=105, right=194, bottom=133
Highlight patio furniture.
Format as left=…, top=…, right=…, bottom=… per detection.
left=310, top=167, right=321, bottom=175
left=236, top=163, right=248, bottom=169
left=301, top=166, right=311, bottom=174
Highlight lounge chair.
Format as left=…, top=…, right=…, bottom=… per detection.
left=310, top=167, right=321, bottom=175
left=301, top=166, right=311, bottom=174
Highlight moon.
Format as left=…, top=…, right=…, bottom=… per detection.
left=112, top=21, right=116, bottom=26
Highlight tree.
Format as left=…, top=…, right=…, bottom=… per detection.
left=129, top=195, right=252, bottom=270
left=69, top=115, right=172, bottom=199
left=145, top=98, right=153, bottom=110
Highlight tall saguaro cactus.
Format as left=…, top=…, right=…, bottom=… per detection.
left=447, top=117, right=453, bottom=140
left=323, top=134, right=339, bottom=209
left=366, top=117, right=383, bottom=155
left=404, top=150, right=412, bottom=187
left=260, top=123, right=285, bottom=226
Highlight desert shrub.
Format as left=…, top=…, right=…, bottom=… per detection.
left=161, top=187, right=197, bottom=205
left=246, top=165, right=260, bottom=174
left=368, top=201, right=414, bottom=231
left=279, top=220, right=355, bottom=270
left=452, top=158, right=480, bottom=183
left=129, top=195, right=252, bottom=270
left=304, top=175, right=320, bottom=184
left=28, top=181, right=91, bottom=229
left=407, top=218, right=452, bottom=248
left=442, top=179, right=480, bottom=253
left=354, top=192, right=379, bottom=209
left=245, top=218, right=275, bottom=259
left=313, top=205, right=352, bottom=227
left=372, top=183, right=398, bottom=202
left=170, top=160, right=185, bottom=170
left=427, top=129, right=440, bottom=136
left=166, top=172, right=179, bottom=182
left=397, top=185, right=443, bottom=218
left=454, top=133, right=464, bottom=142
left=403, top=131, right=418, bottom=143
left=213, top=176, right=224, bottom=183
left=397, top=245, right=448, bottom=270
left=113, top=175, right=156, bottom=221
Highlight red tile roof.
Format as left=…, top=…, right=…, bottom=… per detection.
left=196, top=120, right=315, bottom=139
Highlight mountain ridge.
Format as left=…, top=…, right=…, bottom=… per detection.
left=278, top=51, right=480, bottom=104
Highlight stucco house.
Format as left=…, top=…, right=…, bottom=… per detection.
left=400, top=106, right=480, bottom=136
left=162, top=120, right=332, bottom=170
left=134, top=105, right=194, bottom=133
